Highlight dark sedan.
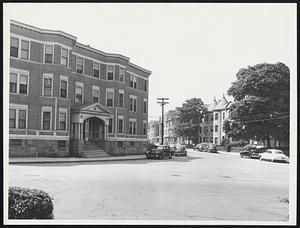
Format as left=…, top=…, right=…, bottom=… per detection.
left=146, top=145, right=173, bottom=159
left=174, top=144, right=187, bottom=156
left=240, top=145, right=267, bottom=159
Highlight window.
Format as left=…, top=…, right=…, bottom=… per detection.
left=21, top=40, right=29, bottom=60
left=61, top=48, right=68, bottom=66
left=76, top=56, right=84, bottom=73
left=211, top=115, right=214, bottom=121
left=223, top=112, right=225, bottom=120
left=60, top=76, right=68, bottom=99
left=59, top=109, right=67, bottom=130
left=215, top=137, right=218, bottom=145
left=144, top=80, right=147, bottom=91
left=143, top=99, right=147, bottom=114
left=210, top=125, right=213, bottom=132
left=118, top=116, right=124, bottom=133
left=42, top=110, right=51, bottom=130
left=93, top=62, right=100, bottom=78
left=118, top=90, right=124, bottom=108
left=199, top=127, right=202, bottom=134
left=10, top=73, right=17, bottom=93
left=107, top=65, right=114, bottom=80
left=92, top=86, right=100, bottom=103
left=18, top=110, right=26, bottom=129
left=215, top=125, right=218, bottom=132
left=119, top=67, right=125, bottom=82
left=10, top=37, right=19, bottom=58
left=130, top=75, right=137, bottom=89
left=19, top=75, right=28, bottom=95
left=210, top=137, right=213, bottom=143
left=10, top=69, right=29, bottom=95
left=106, top=89, right=114, bottom=107
left=205, top=126, right=208, bottom=133
left=75, top=82, right=84, bottom=103
left=143, top=121, right=147, bottom=135
left=129, top=119, right=137, bottom=134
left=108, top=118, right=113, bottom=133
left=9, top=109, right=16, bottom=128
left=43, top=74, right=53, bottom=97
left=129, top=95, right=137, bottom=112
left=44, top=45, right=53, bottom=63
left=215, top=113, right=218, bottom=120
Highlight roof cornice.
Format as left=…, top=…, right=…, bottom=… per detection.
left=128, top=62, right=152, bottom=75
left=10, top=19, right=77, bottom=41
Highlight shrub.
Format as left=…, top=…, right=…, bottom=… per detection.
left=229, top=140, right=249, bottom=147
left=9, top=186, right=53, bottom=219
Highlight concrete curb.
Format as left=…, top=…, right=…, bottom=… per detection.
left=9, top=156, right=147, bottom=164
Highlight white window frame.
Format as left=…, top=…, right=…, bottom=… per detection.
left=106, top=65, right=115, bottom=80
left=92, top=85, right=100, bottom=103
left=41, top=106, right=53, bottom=130
left=75, top=82, right=84, bottom=103
left=9, top=104, right=28, bottom=129
left=93, top=61, right=100, bottom=78
left=76, top=56, right=84, bottom=74
left=130, top=74, right=137, bottom=89
left=44, top=43, right=54, bottom=64
left=58, top=108, right=68, bottom=131
left=119, top=67, right=125, bottom=82
left=143, top=98, right=147, bottom=114
left=119, top=90, right=124, bottom=108
left=129, top=118, right=137, bottom=135
left=59, top=75, right=68, bottom=99
left=60, top=47, right=69, bottom=67
left=106, top=88, right=114, bottom=107
left=42, top=73, right=54, bottom=97
left=10, top=68, right=30, bottom=96
left=129, top=95, right=137, bottom=112
left=118, top=115, right=124, bottom=133
left=10, top=36, right=31, bottom=60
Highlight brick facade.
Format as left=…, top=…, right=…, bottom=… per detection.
left=9, top=20, right=151, bottom=157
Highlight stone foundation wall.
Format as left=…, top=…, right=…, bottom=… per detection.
left=9, top=139, right=69, bottom=158
left=106, top=141, right=147, bottom=156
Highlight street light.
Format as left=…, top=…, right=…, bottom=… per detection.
left=157, top=98, right=169, bottom=145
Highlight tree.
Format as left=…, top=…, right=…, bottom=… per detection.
left=175, top=98, right=207, bottom=145
left=225, top=62, right=290, bottom=147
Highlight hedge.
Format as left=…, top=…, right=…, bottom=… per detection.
left=9, top=186, right=53, bottom=219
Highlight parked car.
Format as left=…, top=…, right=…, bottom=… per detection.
left=194, top=143, right=208, bottom=152
left=169, top=144, right=177, bottom=156
left=240, top=144, right=267, bottom=159
left=146, top=145, right=173, bottom=159
left=259, top=149, right=289, bottom=163
left=206, top=143, right=218, bottom=153
left=174, top=144, right=187, bottom=156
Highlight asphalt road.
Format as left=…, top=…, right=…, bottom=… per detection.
left=8, top=150, right=289, bottom=222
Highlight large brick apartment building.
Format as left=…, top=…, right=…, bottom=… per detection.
left=9, top=20, right=151, bottom=157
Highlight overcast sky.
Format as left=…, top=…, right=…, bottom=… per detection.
left=4, top=3, right=296, bottom=121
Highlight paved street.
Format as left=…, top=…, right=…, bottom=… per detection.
left=8, top=150, right=289, bottom=221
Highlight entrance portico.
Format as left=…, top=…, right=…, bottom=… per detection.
left=70, top=102, right=112, bottom=157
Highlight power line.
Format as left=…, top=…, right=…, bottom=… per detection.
left=235, top=115, right=289, bottom=124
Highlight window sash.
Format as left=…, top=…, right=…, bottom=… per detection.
left=9, top=109, right=16, bottom=128
left=108, top=118, right=113, bottom=133
left=21, top=40, right=29, bottom=60
left=19, top=75, right=28, bottom=94
left=143, top=101, right=147, bottom=114
left=119, top=93, right=124, bottom=107
left=76, top=57, right=83, bottom=73
left=43, top=112, right=51, bottom=130
left=10, top=73, right=17, bottom=93
left=10, top=37, right=19, bottom=57
left=93, top=62, right=100, bottom=77
left=75, top=86, right=83, bottom=102
left=45, top=45, right=53, bottom=63
left=18, top=110, right=26, bottom=129
left=44, top=78, right=52, bottom=96
left=118, top=119, right=123, bottom=133
left=60, top=80, right=67, bottom=98
left=59, top=112, right=66, bottom=130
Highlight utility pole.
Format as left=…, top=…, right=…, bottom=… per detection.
left=157, top=98, right=169, bottom=145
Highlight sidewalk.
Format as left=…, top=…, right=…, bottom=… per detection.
left=9, top=154, right=147, bottom=164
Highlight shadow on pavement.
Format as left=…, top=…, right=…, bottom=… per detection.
left=13, top=155, right=204, bottom=167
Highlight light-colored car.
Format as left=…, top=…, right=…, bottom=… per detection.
left=259, top=149, right=289, bottom=163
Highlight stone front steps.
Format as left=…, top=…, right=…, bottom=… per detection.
left=82, top=149, right=109, bottom=158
